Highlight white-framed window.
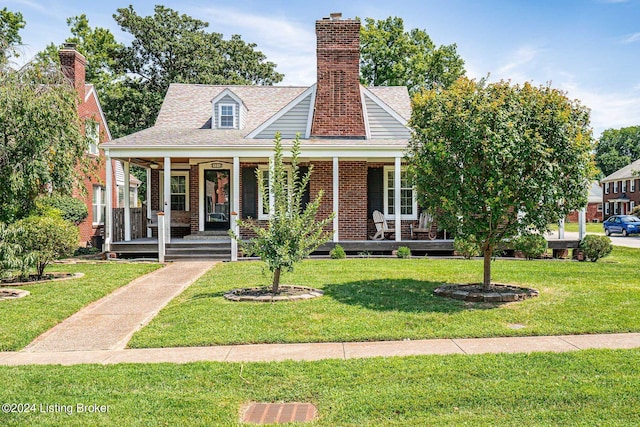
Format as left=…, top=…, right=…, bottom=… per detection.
left=605, top=203, right=610, bottom=215
left=614, top=181, right=619, bottom=193
left=117, top=186, right=139, bottom=208
left=86, top=120, right=100, bottom=155
left=622, top=180, right=627, bottom=193
left=218, top=104, right=236, bottom=128
left=257, top=165, right=292, bottom=220
left=614, top=202, right=619, bottom=214
left=605, top=182, right=609, bottom=194
left=597, top=203, right=603, bottom=212
left=159, top=171, right=190, bottom=211
left=631, top=201, right=636, bottom=211
left=383, top=166, right=417, bottom=220
left=631, top=180, right=636, bottom=193
left=92, top=185, right=105, bottom=225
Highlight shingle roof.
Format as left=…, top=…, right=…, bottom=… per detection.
left=601, top=158, right=640, bottom=182
left=104, top=83, right=411, bottom=148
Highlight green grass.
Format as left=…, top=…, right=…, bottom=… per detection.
left=129, top=247, right=640, bottom=348
left=0, top=349, right=638, bottom=426
left=548, top=222, right=604, bottom=234
left=0, top=262, right=161, bottom=351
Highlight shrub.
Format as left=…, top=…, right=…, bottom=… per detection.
left=329, top=244, right=346, bottom=259
left=397, top=246, right=411, bottom=258
left=513, top=233, right=548, bottom=260
left=36, top=194, right=88, bottom=225
left=454, top=236, right=480, bottom=259
left=632, top=206, right=640, bottom=217
left=9, top=215, right=79, bottom=279
left=580, top=234, right=613, bottom=262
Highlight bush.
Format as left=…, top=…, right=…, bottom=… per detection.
left=631, top=206, right=640, bottom=217
left=513, top=233, right=548, bottom=260
left=454, top=236, right=480, bottom=259
left=329, top=244, right=346, bottom=259
left=397, top=246, right=411, bottom=259
left=580, top=234, right=613, bottom=262
left=9, top=215, right=79, bottom=279
left=36, top=194, right=88, bottom=225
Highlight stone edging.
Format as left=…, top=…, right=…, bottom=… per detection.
left=434, top=283, right=539, bottom=302
left=0, top=272, right=85, bottom=287
left=0, top=288, right=30, bottom=301
left=224, top=285, right=324, bottom=302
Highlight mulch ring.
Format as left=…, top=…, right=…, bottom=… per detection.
left=434, top=283, right=539, bottom=303
left=0, top=288, right=30, bottom=301
left=0, top=272, right=84, bottom=287
left=224, top=285, right=323, bottom=302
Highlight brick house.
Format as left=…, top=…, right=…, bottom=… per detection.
left=567, top=182, right=603, bottom=223
left=102, top=13, right=417, bottom=259
left=601, top=158, right=640, bottom=219
left=60, top=44, right=138, bottom=247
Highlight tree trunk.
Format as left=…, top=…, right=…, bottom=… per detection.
left=272, top=268, right=281, bottom=294
left=483, top=246, right=492, bottom=291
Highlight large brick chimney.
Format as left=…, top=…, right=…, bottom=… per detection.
left=311, top=13, right=366, bottom=139
left=59, top=43, right=86, bottom=100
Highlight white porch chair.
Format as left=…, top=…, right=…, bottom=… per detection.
left=371, top=210, right=395, bottom=240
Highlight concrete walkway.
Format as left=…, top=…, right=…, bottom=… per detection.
left=2, top=333, right=639, bottom=366
left=23, top=261, right=216, bottom=353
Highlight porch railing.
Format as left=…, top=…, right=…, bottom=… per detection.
left=112, top=206, right=148, bottom=242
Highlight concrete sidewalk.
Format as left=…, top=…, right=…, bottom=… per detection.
left=3, top=333, right=639, bottom=366
left=23, top=261, right=216, bottom=353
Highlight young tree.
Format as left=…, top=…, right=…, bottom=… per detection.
left=359, top=16, right=465, bottom=94
left=0, top=62, right=93, bottom=223
left=408, top=77, right=596, bottom=290
left=595, top=126, right=640, bottom=177
left=0, top=7, right=26, bottom=65
left=230, top=133, right=334, bottom=293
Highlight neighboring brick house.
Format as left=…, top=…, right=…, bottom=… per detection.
left=103, top=13, right=415, bottom=256
left=60, top=44, right=138, bottom=247
left=567, top=182, right=603, bottom=223
left=601, top=158, right=640, bottom=219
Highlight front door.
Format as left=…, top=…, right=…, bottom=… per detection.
left=204, top=170, right=230, bottom=230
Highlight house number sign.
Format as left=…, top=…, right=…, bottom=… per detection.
left=210, top=162, right=223, bottom=169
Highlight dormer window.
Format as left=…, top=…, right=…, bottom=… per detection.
left=219, top=104, right=236, bottom=128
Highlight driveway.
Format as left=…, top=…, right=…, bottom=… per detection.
left=546, top=230, right=640, bottom=248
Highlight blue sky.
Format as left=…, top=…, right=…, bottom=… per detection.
left=6, top=0, right=640, bottom=137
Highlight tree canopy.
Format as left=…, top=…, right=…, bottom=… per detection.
left=408, top=77, right=596, bottom=289
left=0, top=7, right=25, bottom=65
left=595, top=126, right=640, bottom=178
left=359, top=16, right=465, bottom=94
left=0, top=63, right=93, bottom=223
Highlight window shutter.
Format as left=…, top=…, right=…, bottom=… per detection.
left=242, top=167, right=257, bottom=219
left=299, top=166, right=310, bottom=209
left=367, top=167, right=384, bottom=216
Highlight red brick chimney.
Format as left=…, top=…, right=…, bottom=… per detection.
left=311, top=13, right=366, bottom=139
left=59, top=43, right=86, bottom=100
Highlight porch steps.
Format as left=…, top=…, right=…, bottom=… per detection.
left=183, top=231, right=231, bottom=240
left=165, top=240, right=232, bottom=262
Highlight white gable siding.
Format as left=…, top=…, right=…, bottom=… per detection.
left=364, top=95, right=410, bottom=139
left=213, top=94, right=240, bottom=129
left=254, top=93, right=312, bottom=139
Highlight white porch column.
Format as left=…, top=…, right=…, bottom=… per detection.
left=105, top=154, right=113, bottom=251
left=231, top=156, right=240, bottom=261
left=146, top=168, right=152, bottom=237
left=558, top=217, right=565, bottom=239
left=578, top=208, right=587, bottom=241
left=394, top=157, right=402, bottom=242
left=157, top=212, right=165, bottom=263
left=123, top=161, right=131, bottom=241
left=333, top=157, right=339, bottom=242
left=163, top=157, right=171, bottom=243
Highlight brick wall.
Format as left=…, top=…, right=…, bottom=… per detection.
left=567, top=203, right=603, bottom=223
left=190, top=165, right=199, bottom=232
left=150, top=169, right=159, bottom=211
left=311, top=16, right=366, bottom=138
left=338, top=161, right=367, bottom=239
left=309, top=161, right=334, bottom=235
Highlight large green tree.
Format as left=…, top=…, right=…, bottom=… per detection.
left=0, top=62, right=92, bottom=223
left=595, top=126, right=640, bottom=177
left=408, top=77, right=596, bottom=289
left=360, top=16, right=465, bottom=94
left=0, top=7, right=25, bottom=65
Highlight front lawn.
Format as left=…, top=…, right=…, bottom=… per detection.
left=129, top=247, right=640, bottom=348
left=0, top=262, right=161, bottom=351
left=548, top=222, right=603, bottom=234
left=0, top=349, right=638, bottom=426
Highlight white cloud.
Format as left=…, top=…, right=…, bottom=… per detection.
left=497, top=46, right=540, bottom=76
left=192, top=7, right=317, bottom=85
left=620, top=32, right=640, bottom=44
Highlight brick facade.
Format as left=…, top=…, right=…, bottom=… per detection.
left=190, top=165, right=199, bottom=233
left=338, top=161, right=367, bottom=239
left=311, top=15, right=366, bottom=138
left=309, top=161, right=334, bottom=235
left=602, top=178, right=639, bottom=219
